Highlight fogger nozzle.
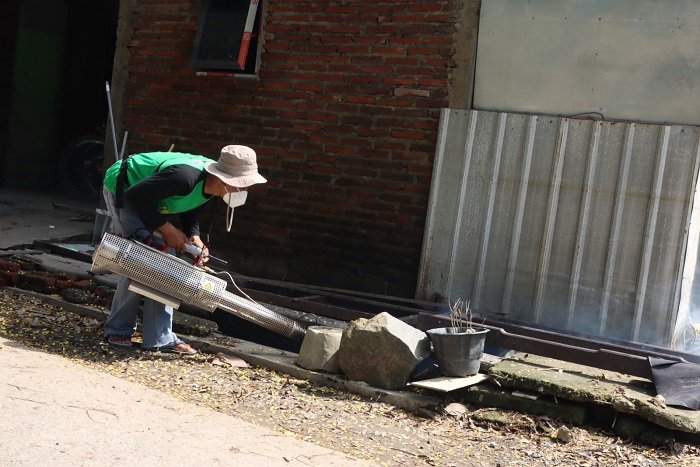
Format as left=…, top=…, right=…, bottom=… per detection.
left=92, top=233, right=306, bottom=340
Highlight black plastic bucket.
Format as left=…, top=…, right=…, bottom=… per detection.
left=427, top=327, right=489, bottom=377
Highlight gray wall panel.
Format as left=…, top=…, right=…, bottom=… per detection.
left=475, top=0, right=700, bottom=126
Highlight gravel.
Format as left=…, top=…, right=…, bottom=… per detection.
left=1, top=288, right=699, bottom=466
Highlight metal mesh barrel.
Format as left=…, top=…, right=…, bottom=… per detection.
left=92, top=233, right=306, bottom=340
left=92, top=233, right=227, bottom=312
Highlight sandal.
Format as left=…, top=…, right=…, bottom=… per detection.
left=146, top=341, right=197, bottom=355
left=106, top=335, right=134, bottom=349
left=161, top=343, right=197, bottom=355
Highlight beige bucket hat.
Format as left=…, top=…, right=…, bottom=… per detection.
left=205, top=145, right=267, bottom=187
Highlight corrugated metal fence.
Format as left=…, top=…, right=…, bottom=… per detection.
left=417, top=109, right=700, bottom=347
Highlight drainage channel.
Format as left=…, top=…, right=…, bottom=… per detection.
left=229, top=276, right=700, bottom=380
left=33, top=239, right=700, bottom=379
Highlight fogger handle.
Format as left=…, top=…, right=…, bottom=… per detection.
left=150, top=232, right=226, bottom=263
left=151, top=231, right=205, bottom=256
left=183, top=242, right=205, bottom=256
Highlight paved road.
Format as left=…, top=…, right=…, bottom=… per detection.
left=0, top=336, right=370, bottom=466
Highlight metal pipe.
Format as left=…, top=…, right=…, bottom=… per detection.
left=119, top=130, right=129, bottom=161
left=219, top=291, right=306, bottom=340
left=105, top=82, right=120, bottom=161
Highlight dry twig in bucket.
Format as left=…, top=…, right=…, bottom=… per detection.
left=449, top=298, right=473, bottom=332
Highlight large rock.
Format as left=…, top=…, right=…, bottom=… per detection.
left=338, top=312, right=431, bottom=390
left=296, top=326, right=343, bottom=373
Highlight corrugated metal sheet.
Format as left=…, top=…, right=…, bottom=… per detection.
left=417, top=109, right=700, bottom=347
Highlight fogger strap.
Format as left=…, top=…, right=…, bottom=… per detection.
left=115, top=157, right=129, bottom=209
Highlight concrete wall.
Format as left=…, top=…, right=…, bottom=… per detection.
left=474, top=0, right=700, bottom=126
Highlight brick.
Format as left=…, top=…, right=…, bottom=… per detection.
left=0, top=259, right=20, bottom=272
left=393, top=14, right=430, bottom=23
left=55, top=279, right=74, bottom=290
left=325, top=145, right=356, bottom=156
left=309, top=134, right=338, bottom=143
left=340, top=115, right=374, bottom=126
left=346, top=96, right=376, bottom=105
left=307, top=112, right=338, bottom=123
left=393, top=87, right=430, bottom=98
left=311, top=165, right=342, bottom=175
left=72, top=279, right=95, bottom=291
left=377, top=97, right=414, bottom=107
left=371, top=46, right=406, bottom=55
left=363, top=5, right=395, bottom=14
left=263, top=81, right=291, bottom=90
left=413, top=120, right=439, bottom=130
left=407, top=4, right=449, bottom=12
left=325, top=5, right=354, bottom=14
left=336, top=45, right=371, bottom=54
left=407, top=46, right=443, bottom=55
left=14, top=260, right=36, bottom=271
left=19, top=273, right=56, bottom=290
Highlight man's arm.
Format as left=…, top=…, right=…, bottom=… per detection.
left=125, top=165, right=202, bottom=251
left=158, top=221, right=189, bottom=252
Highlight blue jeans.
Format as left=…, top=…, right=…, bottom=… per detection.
left=102, top=187, right=180, bottom=349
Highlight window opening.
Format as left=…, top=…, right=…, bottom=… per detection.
left=192, top=0, right=261, bottom=75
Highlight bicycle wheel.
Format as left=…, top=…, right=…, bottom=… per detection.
left=58, top=136, right=105, bottom=200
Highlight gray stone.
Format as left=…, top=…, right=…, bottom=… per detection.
left=338, top=312, right=431, bottom=390
left=554, top=425, right=573, bottom=443
left=296, top=326, right=343, bottom=373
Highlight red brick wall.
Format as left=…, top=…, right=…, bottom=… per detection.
left=121, top=0, right=454, bottom=297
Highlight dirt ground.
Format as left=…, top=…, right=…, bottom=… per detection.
left=1, top=288, right=699, bottom=466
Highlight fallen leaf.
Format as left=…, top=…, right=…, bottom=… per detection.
left=215, top=352, right=249, bottom=368
left=444, top=402, right=467, bottom=417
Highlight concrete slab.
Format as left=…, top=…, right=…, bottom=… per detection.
left=461, top=383, right=589, bottom=426
left=12, top=251, right=94, bottom=279
left=490, top=353, right=700, bottom=434
left=0, top=188, right=94, bottom=249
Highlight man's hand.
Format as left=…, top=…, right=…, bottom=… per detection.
left=157, top=222, right=189, bottom=252
left=189, top=235, right=209, bottom=262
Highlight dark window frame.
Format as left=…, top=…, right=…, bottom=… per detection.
left=191, top=0, right=263, bottom=75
